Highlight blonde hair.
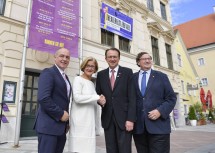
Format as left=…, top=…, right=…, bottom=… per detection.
left=80, top=57, right=98, bottom=73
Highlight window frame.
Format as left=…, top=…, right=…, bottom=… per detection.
left=101, top=29, right=114, bottom=47
left=119, top=35, right=130, bottom=52
left=177, top=54, right=182, bottom=67
left=201, top=78, right=208, bottom=86
left=0, top=0, right=6, bottom=15
left=147, top=0, right=154, bottom=12
left=160, top=2, right=167, bottom=21
left=151, top=36, right=160, bottom=65
left=198, top=58, right=205, bottom=66
left=165, top=43, right=173, bottom=70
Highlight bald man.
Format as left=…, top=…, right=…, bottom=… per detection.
left=34, top=48, right=72, bottom=153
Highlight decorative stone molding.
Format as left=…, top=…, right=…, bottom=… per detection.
left=147, top=22, right=164, bottom=35
left=34, top=50, right=49, bottom=63
left=148, top=11, right=172, bottom=29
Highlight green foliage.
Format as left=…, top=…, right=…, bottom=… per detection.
left=199, top=112, right=206, bottom=121
left=188, top=105, right=197, bottom=120
left=193, top=102, right=203, bottom=113
left=208, top=109, right=215, bottom=121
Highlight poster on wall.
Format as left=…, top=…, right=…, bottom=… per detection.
left=100, top=3, right=133, bottom=40
left=2, top=81, right=17, bottom=103
left=28, top=0, right=80, bottom=57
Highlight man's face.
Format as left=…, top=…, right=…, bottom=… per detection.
left=54, top=48, right=70, bottom=70
left=138, top=53, right=152, bottom=71
left=105, top=50, right=120, bottom=69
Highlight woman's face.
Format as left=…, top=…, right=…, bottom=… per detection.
left=83, top=60, right=96, bottom=77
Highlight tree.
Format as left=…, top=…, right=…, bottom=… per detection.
left=188, top=105, right=197, bottom=120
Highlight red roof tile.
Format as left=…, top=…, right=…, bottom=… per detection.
left=174, top=14, right=215, bottom=49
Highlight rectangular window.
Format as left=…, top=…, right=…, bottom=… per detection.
left=151, top=36, right=160, bottom=65
left=160, top=2, right=167, bottom=20
left=147, top=0, right=154, bottom=12
left=101, top=29, right=114, bottom=47
left=201, top=78, right=208, bottom=86
left=119, top=36, right=130, bottom=52
left=187, top=83, right=191, bottom=95
left=0, top=0, right=6, bottom=15
left=177, top=54, right=182, bottom=67
left=166, top=44, right=173, bottom=70
left=198, top=58, right=205, bottom=66
left=181, top=80, right=185, bottom=94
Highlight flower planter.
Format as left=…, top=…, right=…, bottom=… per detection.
left=190, top=120, right=197, bottom=126
left=197, top=119, right=206, bottom=126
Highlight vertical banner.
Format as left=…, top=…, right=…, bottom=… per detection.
left=28, top=0, right=80, bottom=57
left=100, top=3, right=133, bottom=40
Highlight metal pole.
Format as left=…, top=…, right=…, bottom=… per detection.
left=14, top=0, right=32, bottom=146
left=79, top=0, right=83, bottom=75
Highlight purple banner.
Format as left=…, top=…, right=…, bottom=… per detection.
left=173, top=109, right=179, bottom=119
left=2, top=103, right=9, bottom=112
left=100, top=3, right=133, bottom=40
left=28, top=0, right=80, bottom=57
left=0, top=115, right=9, bottom=123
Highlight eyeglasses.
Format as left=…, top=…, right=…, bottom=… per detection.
left=86, top=65, right=95, bottom=69
left=139, top=58, right=152, bottom=61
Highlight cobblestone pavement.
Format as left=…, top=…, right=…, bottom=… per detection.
left=0, top=124, right=215, bottom=153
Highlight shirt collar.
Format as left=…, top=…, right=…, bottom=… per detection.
left=55, top=64, right=65, bottom=75
left=109, top=65, right=119, bottom=73
left=139, top=68, right=151, bottom=74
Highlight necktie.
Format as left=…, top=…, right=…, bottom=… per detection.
left=141, top=71, right=147, bottom=96
left=110, top=69, right=115, bottom=90
left=62, top=73, right=70, bottom=98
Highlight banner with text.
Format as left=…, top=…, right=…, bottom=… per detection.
left=100, top=3, right=133, bottom=40
left=28, top=0, right=80, bottom=57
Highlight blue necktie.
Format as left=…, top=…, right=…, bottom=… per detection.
left=141, top=72, right=147, bottom=96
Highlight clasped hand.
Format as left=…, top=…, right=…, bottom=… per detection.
left=98, top=94, right=106, bottom=107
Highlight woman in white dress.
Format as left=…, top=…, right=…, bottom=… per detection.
left=69, top=57, right=105, bottom=153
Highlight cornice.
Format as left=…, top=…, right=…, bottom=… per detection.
left=148, top=11, right=172, bottom=30
left=162, top=30, right=175, bottom=40
left=147, top=22, right=164, bottom=32
left=0, top=16, right=24, bottom=27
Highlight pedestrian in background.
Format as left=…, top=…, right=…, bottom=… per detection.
left=69, top=57, right=106, bottom=153
left=34, top=48, right=72, bottom=153
left=96, top=48, right=136, bottom=153
left=132, top=52, right=176, bottom=153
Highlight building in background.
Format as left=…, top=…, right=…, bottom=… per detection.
left=174, top=13, right=215, bottom=110
left=173, top=30, right=199, bottom=126
left=0, top=0, right=180, bottom=142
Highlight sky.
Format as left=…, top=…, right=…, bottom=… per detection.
left=170, top=0, right=215, bottom=26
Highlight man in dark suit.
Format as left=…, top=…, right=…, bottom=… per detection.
left=96, top=48, right=136, bottom=153
left=132, top=52, right=176, bottom=153
left=34, top=48, right=72, bottom=153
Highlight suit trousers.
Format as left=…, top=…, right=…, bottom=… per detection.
left=37, top=132, right=66, bottom=153
left=133, top=131, right=170, bottom=153
left=104, top=115, right=132, bottom=153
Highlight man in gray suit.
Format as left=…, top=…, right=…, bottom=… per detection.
left=96, top=48, right=136, bottom=153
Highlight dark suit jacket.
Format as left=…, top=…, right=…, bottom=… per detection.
left=34, top=65, right=71, bottom=136
left=96, top=66, right=136, bottom=130
left=133, top=69, right=176, bottom=134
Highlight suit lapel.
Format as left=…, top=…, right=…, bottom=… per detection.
left=104, top=68, right=112, bottom=91
left=134, top=72, right=142, bottom=97
left=53, top=65, right=69, bottom=100
left=113, top=66, right=122, bottom=90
